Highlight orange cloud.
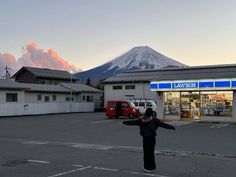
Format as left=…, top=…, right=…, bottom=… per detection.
left=0, top=42, right=82, bottom=77
left=18, top=42, right=81, bottom=72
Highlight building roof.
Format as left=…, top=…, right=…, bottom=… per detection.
left=20, top=83, right=73, bottom=93
left=0, top=79, right=73, bottom=93
left=103, top=64, right=236, bottom=83
left=61, top=83, right=103, bottom=93
left=12, top=66, right=78, bottom=80
left=0, top=79, right=28, bottom=90
left=0, top=79, right=102, bottom=93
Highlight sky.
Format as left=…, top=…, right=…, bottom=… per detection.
left=0, top=0, right=236, bottom=75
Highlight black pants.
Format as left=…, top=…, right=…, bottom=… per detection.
left=115, top=109, right=121, bottom=118
left=143, top=136, right=156, bottom=170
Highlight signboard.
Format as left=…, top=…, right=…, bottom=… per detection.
left=172, top=82, right=198, bottom=89
left=150, top=79, right=236, bottom=91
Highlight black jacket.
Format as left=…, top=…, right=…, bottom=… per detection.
left=123, top=118, right=175, bottom=137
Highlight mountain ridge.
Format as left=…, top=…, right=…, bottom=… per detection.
left=75, top=46, right=187, bottom=84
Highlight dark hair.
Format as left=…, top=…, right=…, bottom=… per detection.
left=144, top=108, right=153, bottom=117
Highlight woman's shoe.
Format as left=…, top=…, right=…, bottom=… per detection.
left=144, top=169, right=153, bottom=173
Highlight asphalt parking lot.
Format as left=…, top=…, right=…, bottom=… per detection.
left=0, top=112, right=236, bottom=177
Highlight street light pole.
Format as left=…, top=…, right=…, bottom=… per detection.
left=70, top=70, right=73, bottom=112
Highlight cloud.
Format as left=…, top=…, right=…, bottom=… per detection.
left=0, top=42, right=82, bottom=77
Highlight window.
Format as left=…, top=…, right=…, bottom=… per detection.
left=66, top=97, right=73, bottom=101
left=146, top=102, right=152, bottom=107
left=37, top=95, right=42, bottom=101
left=125, top=85, right=135, bottom=90
left=109, top=102, right=116, bottom=108
left=200, top=91, right=232, bottom=117
left=122, top=102, right=129, bottom=109
left=113, top=85, right=122, bottom=90
left=133, top=102, right=138, bottom=106
left=45, top=96, right=50, bottom=102
left=53, top=95, right=57, bottom=101
left=164, top=92, right=180, bottom=116
left=86, top=96, right=93, bottom=102
left=39, top=81, right=45, bottom=84
left=6, top=93, right=18, bottom=102
left=139, top=102, right=145, bottom=107
left=82, top=96, right=86, bottom=101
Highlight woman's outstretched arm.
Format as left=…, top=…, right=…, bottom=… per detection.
left=122, top=119, right=140, bottom=126
left=158, top=120, right=176, bottom=130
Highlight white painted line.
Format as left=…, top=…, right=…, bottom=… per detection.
left=93, top=166, right=118, bottom=172
left=72, top=143, right=112, bottom=150
left=210, top=123, right=224, bottom=128
left=90, top=120, right=115, bottom=124
left=72, top=164, right=84, bottom=167
left=28, top=160, right=50, bottom=164
left=131, top=171, right=169, bottom=177
left=48, top=166, right=91, bottom=177
left=22, top=141, right=49, bottom=145
left=217, top=124, right=229, bottom=128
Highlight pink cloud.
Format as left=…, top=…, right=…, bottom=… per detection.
left=0, top=42, right=82, bottom=77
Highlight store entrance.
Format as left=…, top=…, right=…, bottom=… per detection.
left=180, top=92, right=200, bottom=119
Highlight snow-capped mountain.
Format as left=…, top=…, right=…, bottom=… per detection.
left=75, top=46, right=187, bottom=84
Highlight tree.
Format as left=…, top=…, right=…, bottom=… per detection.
left=85, top=78, right=92, bottom=86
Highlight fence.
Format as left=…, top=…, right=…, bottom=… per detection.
left=0, top=102, right=94, bottom=117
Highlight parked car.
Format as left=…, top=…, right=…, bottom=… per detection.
left=105, top=100, right=141, bottom=118
left=131, top=99, right=157, bottom=116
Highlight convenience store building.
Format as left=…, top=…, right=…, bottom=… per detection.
left=103, top=64, right=236, bottom=122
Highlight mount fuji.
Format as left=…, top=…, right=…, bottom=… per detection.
left=75, top=46, right=187, bottom=84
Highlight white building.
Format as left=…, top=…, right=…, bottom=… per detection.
left=0, top=79, right=103, bottom=117
left=103, top=64, right=236, bottom=122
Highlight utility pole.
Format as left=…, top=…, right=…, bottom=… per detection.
left=4, top=66, right=11, bottom=79
left=70, top=70, right=73, bottom=112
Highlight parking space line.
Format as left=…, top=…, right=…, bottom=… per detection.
left=90, top=119, right=115, bottom=124
left=93, top=166, right=118, bottom=172
left=131, top=171, right=169, bottom=177
left=217, top=124, right=229, bottom=128
left=22, top=141, right=49, bottom=145
left=72, top=143, right=112, bottom=150
left=28, top=160, right=50, bottom=164
left=47, top=166, right=91, bottom=177
left=210, top=123, right=224, bottom=128
left=72, top=164, right=84, bottom=167
left=210, top=123, right=229, bottom=129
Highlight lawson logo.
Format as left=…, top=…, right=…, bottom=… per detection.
left=172, top=82, right=198, bottom=89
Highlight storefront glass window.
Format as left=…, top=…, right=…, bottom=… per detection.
left=164, top=91, right=233, bottom=118
left=200, top=91, right=232, bottom=117
left=164, top=92, right=180, bottom=115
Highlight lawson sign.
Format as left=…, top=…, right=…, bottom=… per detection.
left=172, top=82, right=198, bottom=89
left=150, top=79, right=236, bottom=91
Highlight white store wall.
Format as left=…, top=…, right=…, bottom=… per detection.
left=104, top=83, right=157, bottom=104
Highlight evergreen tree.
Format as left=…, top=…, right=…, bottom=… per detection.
left=86, top=78, right=91, bottom=86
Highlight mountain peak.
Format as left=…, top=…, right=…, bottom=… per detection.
left=76, top=46, right=187, bottom=84
left=129, top=46, right=153, bottom=53
left=108, top=46, right=186, bottom=71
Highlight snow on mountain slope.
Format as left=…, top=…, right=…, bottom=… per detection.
left=75, top=46, right=187, bottom=84
left=108, top=46, right=185, bottom=71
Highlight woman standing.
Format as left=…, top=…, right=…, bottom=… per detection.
left=123, top=108, right=175, bottom=172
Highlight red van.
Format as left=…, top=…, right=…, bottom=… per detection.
left=105, top=100, right=141, bottom=118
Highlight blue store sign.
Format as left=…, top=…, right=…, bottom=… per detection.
left=150, top=79, right=236, bottom=91
left=172, top=82, right=198, bottom=89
